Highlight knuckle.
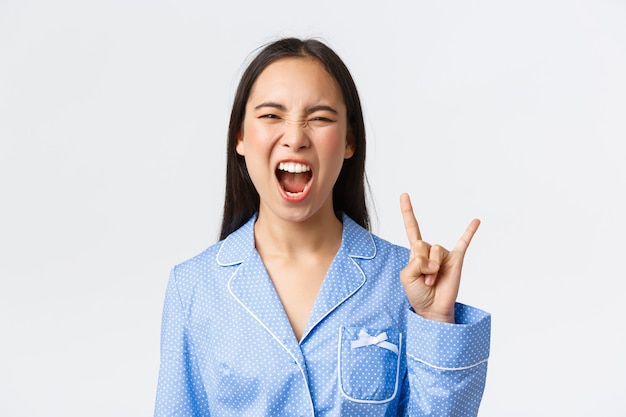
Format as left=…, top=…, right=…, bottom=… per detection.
left=414, top=240, right=430, bottom=250
left=431, top=244, right=443, bottom=253
left=413, top=255, right=429, bottom=267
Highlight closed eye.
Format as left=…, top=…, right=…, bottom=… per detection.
left=306, top=105, right=338, bottom=125
left=308, top=115, right=336, bottom=126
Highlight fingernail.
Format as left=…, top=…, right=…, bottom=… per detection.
left=425, top=275, right=434, bottom=286
left=428, top=261, right=438, bottom=270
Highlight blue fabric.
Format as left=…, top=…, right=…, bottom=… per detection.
left=155, top=214, right=491, bottom=416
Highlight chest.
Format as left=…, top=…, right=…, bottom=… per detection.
left=263, top=256, right=333, bottom=341
left=187, top=278, right=408, bottom=417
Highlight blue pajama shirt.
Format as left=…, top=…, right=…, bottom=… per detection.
left=155, top=214, right=491, bottom=416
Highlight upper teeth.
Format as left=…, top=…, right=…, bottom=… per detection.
left=278, top=162, right=311, bottom=173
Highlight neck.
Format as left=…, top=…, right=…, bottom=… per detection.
left=254, top=206, right=343, bottom=258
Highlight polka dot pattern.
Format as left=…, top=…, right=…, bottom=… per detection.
left=155, top=214, right=491, bottom=416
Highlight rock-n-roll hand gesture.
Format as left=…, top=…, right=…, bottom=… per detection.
left=399, top=193, right=481, bottom=324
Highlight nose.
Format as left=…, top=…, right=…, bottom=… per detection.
left=279, top=118, right=310, bottom=150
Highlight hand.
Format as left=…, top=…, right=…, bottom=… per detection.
left=399, top=193, right=480, bottom=323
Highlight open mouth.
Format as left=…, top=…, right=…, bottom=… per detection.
left=276, top=162, right=313, bottom=197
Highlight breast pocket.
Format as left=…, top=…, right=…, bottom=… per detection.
left=338, top=326, right=402, bottom=403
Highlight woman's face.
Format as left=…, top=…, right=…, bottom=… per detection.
left=236, top=57, right=354, bottom=225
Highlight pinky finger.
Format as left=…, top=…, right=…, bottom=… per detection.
left=454, top=219, right=481, bottom=255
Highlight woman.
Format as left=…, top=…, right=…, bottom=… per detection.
left=155, top=37, right=490, bottom=416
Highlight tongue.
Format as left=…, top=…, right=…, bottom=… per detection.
left=278, top=172, right=311, bottom=193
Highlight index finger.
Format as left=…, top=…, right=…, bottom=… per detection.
left=400, top=193, right=422, bottom=245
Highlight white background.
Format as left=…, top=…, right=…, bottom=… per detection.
left=1, top=0, right=625, bottom=415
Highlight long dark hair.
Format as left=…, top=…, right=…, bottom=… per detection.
left=219, top=37, right=369, bottom=240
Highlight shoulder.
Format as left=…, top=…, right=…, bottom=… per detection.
left=366, top=233, right=409, bottom=279
left=342, top=214, right=409, bottom=265
left=371, top=233, right=409, bottom=262
left=169, top=215, right=256, bottom=295
left=169, top=241, right=225, bottom=291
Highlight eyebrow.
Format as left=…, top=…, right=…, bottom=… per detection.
left=306, top=105, right=338, bottom=115
left=253, top=102, right=338, bottom=115
left=254, top=102, right=285, bottom=111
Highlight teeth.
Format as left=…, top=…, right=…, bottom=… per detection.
left=278, top=162, right=311, bottom=173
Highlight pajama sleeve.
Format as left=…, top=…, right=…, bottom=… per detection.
left=400, top=302, right=491, bottom=416
left=154, top=268, right=211, bottom=417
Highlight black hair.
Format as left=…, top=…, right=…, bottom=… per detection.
left=220, top=37, right=369, bottom=239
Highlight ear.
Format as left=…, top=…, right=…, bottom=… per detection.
left=235, top=130, right=245, bottom=156
left=344, top=130, right=355, bottom=159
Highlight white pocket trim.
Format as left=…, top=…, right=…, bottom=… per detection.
left=337, top=326, right=403, bottom=404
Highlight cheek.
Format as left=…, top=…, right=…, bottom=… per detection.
left=319, top=128, right=349, bottom=160
left=239, top=122, right=274, bottom=176
left=242, top=121, right=276, bottom=149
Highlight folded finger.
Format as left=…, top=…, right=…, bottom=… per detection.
left=428, top=244, right=446, bottom=267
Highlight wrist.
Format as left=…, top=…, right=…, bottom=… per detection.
left=413, top=309, right=455, bottom=324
